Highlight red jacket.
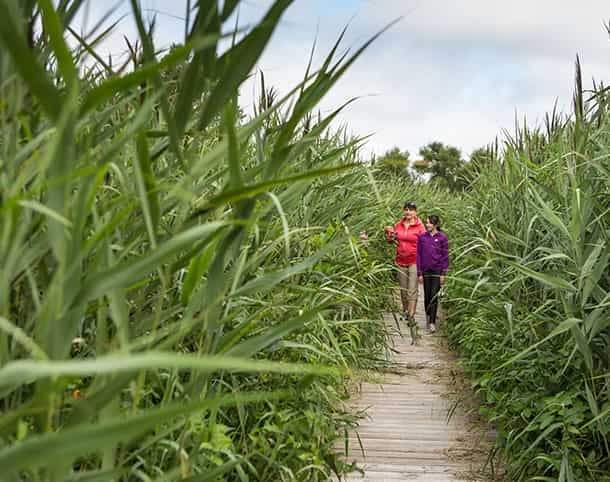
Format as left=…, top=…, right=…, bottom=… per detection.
left=393, top=217, right=425, bottom=266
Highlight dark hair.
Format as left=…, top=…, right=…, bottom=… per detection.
left=403, top=201, right=417, bottom=210
left=427, top=214, right=442, bottom=230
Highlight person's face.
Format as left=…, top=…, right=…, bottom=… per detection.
left=425, top=218, right=435, bottom=232
left=403, top=207, right=416, bottom=220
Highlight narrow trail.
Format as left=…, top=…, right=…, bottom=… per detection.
left=337, top=288, right=497, bottom=481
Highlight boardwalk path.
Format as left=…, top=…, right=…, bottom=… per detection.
left=338, top=288, right=496, bottom=481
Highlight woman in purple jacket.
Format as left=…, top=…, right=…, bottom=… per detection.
left=416, top=215, right=449, bottom=333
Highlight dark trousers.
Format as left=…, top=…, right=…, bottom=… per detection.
left=423, top=270, right=441, bottom=324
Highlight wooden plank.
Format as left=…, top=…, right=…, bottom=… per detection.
left=343, top=472, right=461, bottom=481
left=350, top=462, right=463, bottom=472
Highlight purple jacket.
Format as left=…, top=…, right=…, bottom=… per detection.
left=416, top=231, right=449, bottom=276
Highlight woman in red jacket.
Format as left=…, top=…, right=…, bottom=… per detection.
left=385, top=201, right=425, bottom=337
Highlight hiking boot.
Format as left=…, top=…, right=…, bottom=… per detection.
left=429, top=323, right=436, bottom=333
left=406, top=314, right=419, bottom=344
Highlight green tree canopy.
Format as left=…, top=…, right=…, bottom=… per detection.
left=374, top=146, right=411, bottom=177
left=414, top=141, right=464, bottom=190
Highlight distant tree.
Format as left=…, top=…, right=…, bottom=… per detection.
left=374, top=146, right=411, bottom=177
left=413, top=141, right=464, bottom=190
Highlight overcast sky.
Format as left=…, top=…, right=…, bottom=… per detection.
left=77, top=0, right=610, bottom=159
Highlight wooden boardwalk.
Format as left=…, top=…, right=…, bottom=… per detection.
left=337, top=289, right=496, bottom=481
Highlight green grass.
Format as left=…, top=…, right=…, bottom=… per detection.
left=0, top=1, right=413, bottom=480
left=4, top=2, right=606, bottom=480
left=444, top=59, right=610, bottom=481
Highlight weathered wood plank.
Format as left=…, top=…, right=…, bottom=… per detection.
left=344, top=472, right=461, bottom=481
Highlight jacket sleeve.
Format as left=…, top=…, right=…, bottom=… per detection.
left=440, top=234, right=449, bottom=275
left=416, top=235, right=422, bottom=277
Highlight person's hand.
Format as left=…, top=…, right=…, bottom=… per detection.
left=440, top=275, right=446, bottom=285
left=417, top=276, right=423, bottom=284
left=384, top=226, right=395, bottom=242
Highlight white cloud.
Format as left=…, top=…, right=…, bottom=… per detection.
left=242, top=0, right=610, bottom=157
left=363, top=0, right=610, bottom=61
left=70, top=1, right=610, bottom=158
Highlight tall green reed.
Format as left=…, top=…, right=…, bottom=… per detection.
left=445, top=58, right=610, bottom=481
left=0, top=1, right=401, bottom=479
